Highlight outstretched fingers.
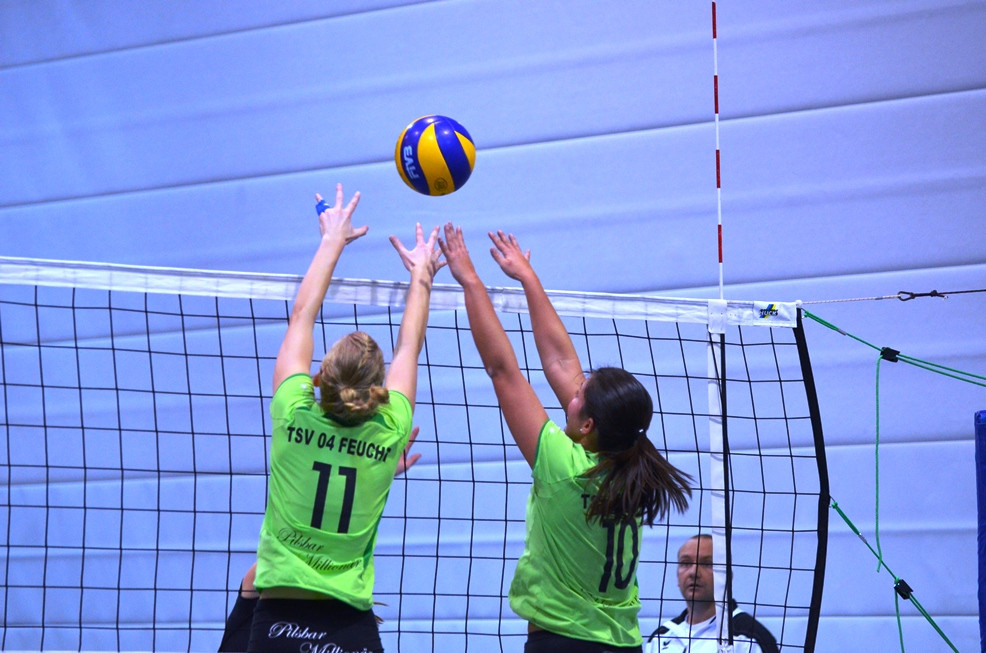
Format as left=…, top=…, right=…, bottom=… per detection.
left=315, top=184, right=366, bottom=243
left=388, top=233, right=405, bottom=256
left=440, top=222, right=465, bottom=253
left=425, top=225, right=447, bottom=271
left=424, top=223, right=440, bottom=246
left=488, top=230, right=532, bottom=281
left=335, top=182, right=345, bottom=210
left=440, top=223, right=480, bottom=284
left=390, top=223, right=445, bottom=275
left=489, top=230, right=529, bottom=259
left=388, top=228, right=415, bottom=268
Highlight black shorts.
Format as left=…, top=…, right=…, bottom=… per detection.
left=524, top=629, right=642, bottom=653
left=218, top=593, right=259, bottom=652
left=247, top=597, right=382, bottom=653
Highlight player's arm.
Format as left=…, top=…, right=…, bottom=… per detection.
left=488, top=230, right=586, bottom=408
left=441, top=223, right=548, bottom=467
left=384, top=224, right=445, bottom=410
left=273, top=185, right=367, bottom=392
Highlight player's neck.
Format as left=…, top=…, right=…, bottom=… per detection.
left=687, top=600, right=717, bottom=624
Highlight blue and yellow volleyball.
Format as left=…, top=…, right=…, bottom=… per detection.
left=395, top=115, right=475, bottom=196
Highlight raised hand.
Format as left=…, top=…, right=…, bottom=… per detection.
left=438, top=222, right=479, bottom=285
left=488, top=230, right=533, bottom=282
left=395, top=426, right=422, bottom=477
left=315, top=183, right=367, bottom=245
left=389, top=223, right=446, bottom=279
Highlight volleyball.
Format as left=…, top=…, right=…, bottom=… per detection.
left=395, top=115, right=475, bottom=196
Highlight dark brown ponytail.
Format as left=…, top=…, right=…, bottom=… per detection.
left=580, top=367, right=692, bottom=525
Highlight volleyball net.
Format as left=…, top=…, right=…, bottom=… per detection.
left=0, top=256, right=826, bottom=652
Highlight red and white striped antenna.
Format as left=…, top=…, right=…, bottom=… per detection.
left=712, top=2, right=724, bottom=300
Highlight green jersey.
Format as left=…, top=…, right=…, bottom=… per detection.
left=254, top=373, right=412, bottom=610
left=509, top=420, right=643, bottom=646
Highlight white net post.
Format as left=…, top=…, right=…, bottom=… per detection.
left=707, top=299, right=732, bottom=649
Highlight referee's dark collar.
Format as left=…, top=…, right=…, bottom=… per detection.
left=649, top=599, right=739, bottom=639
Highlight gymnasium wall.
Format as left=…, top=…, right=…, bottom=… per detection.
left=2, top=1, right=983, bottom=650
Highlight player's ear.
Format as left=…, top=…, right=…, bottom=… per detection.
left=312, top=372, right=321, bottom=387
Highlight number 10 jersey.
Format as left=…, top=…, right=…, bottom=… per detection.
left=509, top=420, right=644, bottom=647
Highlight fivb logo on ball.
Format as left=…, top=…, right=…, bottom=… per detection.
left=395, top=115, right=475, bottom=196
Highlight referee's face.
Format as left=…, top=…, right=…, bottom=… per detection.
left=677, top=536, right=714, bottom=604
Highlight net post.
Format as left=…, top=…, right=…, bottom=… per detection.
left=794, top=308, right=830, bottom=652
left=707, top=299, right=732, bottom=646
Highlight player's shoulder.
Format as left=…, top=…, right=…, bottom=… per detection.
left=377, top=388, right=412, bottom=423
left=274, top=372, right=313, bottom=395
left=386, top=388, right=411, bottom=409
left=534, top=420, right=593, bottom=479
left=271, top=373, right=316, bottom=409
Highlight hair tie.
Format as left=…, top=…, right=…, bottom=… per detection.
left=616, top=430, right=645, bottom=452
